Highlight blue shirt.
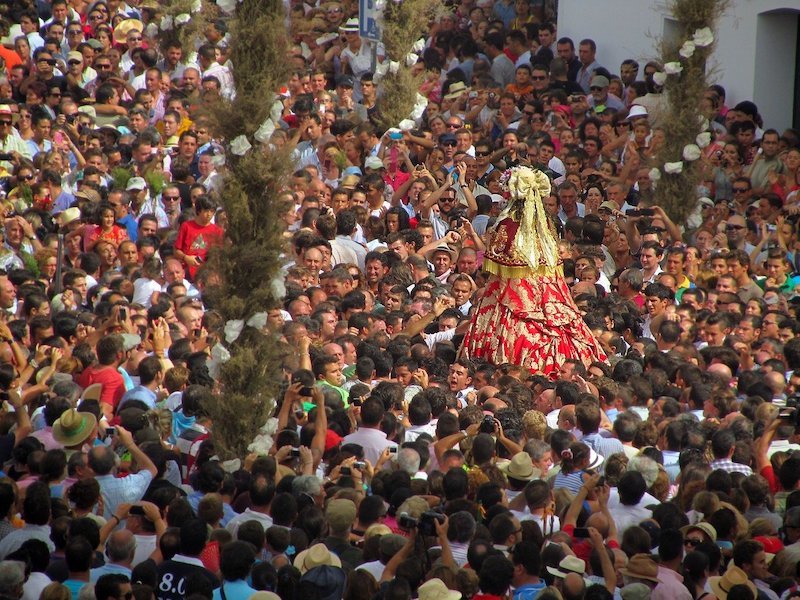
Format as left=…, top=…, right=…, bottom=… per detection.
left=90, top=562, right=132, bottom=582
left=119, top=385, right=157, bottom=410
left=187, top=491, right=237, bottom=526
left=118, top=213, right=138, bottom=241
left=514, top=582, right=547, bottom=600
left=212, top=579, right=258, bottom=600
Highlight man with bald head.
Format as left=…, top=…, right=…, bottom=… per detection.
left=162, top=258, right=199, bottom=298
left=91, top=529, right=136, bottom=581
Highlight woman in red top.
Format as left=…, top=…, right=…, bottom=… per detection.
left=174, top=195, right=224, bottom=279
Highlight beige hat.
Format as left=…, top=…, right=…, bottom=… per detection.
left=680, top=522, right=717, bottom=542
left=80, top=383, right=103, bottom=403
left=67, top=51, right=83, bottom=63
left=418, top=579, right=462, bottom=600
left=444, top=81, right=470, bottom=101
left=619, top=554, right=660, bottom=584
left=52, top=409, right=97, bottom=447
left=113, top=19, right=144, bottom=44
left=325, top=498, right=357, bottom=533
left=293, top=543, right=342, bottom=574
left=500, top=452, right=540, bottom=482
left=58, top=207, right=82, bottom=228
left=546, top=555, right=586, bottom=579
left=709, top=565, right=757, bottom=600
left=425, top=243, right=457, bottom=263
left=249, top=594, right=281, bottom=600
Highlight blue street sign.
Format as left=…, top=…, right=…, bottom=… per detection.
left=359, top=0, right=381, bottom=41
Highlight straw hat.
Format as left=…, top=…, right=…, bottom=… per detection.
left=444, top=81, right=470, bottom=101
left=680, top=522, right=717, bottom=542
left=418, top=579, right=462, bottom=600
left=546, top=555, right=586, bottom=579
left=709, top=565, right=757, bottom=600
left=619, top=554, right=660, bottom=584
left=113, top=19, right=144, bottom=45
left=293, top=543, right=342, bottom=574
left=52, top=409, right=97, bottom=447
left=500, top=452, right=540, bottom=482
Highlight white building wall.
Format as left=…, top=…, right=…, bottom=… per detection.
left=557, top=1, right=799, bottom=130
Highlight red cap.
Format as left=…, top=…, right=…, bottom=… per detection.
left=753, top=536, right=783, bottom=554
left=325, top=429, right=342, bottom=452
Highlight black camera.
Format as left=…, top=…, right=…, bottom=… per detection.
left=398, top=512, right=418, bottom=530
left=419, top=511, right=446, bottom=536
left=479, top=415, right=495, bottom=434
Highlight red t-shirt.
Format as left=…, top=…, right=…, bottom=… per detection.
left=76, top=365, right=125, bottom=412
left=175, top=220, right=224, bottom=278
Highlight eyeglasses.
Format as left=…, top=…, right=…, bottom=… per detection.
left=328, top=7, right=343, bottom=12
left=128, top=36, right=143, bottom=42
left=89, top=14, right=105, bottom=20
left=725, top=225, right=745, bottom=230
left=531, top=75, right=547, bottom=80
left=48, top=91, right=62, bottom=97
left=19, top=175, right=35, bottom=181
left=68, top=30, right=83, bottom=35
left=68, top=60, right=82, bottom=65
left=733, top=187, right=749, bottom=193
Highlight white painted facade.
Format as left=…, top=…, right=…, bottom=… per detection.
left=556, top=1, right=799, bottom=130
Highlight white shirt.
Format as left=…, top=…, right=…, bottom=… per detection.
left=341, top=427, right=397, bottom=466
left=225, top=508, right=273, bottom=538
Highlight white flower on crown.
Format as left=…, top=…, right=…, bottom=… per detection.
left=696, top=132, right=712, bottom=148
left=411, top=38, right=426, bottom=53
left=649, top=168, right=662, bottom=182
left=405, top=53, right=418, bottom=67
left=270, top=276, right=286, bottom=301
left=664, top=161, right=684, bottom=174
left=191, top=0, right=202, bottom=12
left=679, top=40, right=696, bottom=59
left=693, top=27, right=714, bottom=47
left=217, top=0, right=236, bottom=12
left=174, top=13, right=191, bottom=26
left=230, top=135, right=252, bottom=156
left=652, top=72, right=667, bottom=86
left=160, top=15, right=174, bottom=30
left=683, top=144, right=702, bottom=162
left=144, top=23, right=158, bottom=38
left=664, top=62, right=683, bottom=75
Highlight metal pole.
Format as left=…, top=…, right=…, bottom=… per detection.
left=370, top=41, right=377, bottom=74
left=54, top=232, right=64, bottom=294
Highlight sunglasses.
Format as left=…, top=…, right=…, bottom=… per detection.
left=475, top=150, right=491, bottom=157
left=95, top=63, right=112, bottom=70
left=38, top=58, right=57, bottom=65
left=0, top=120, right=12, bottom=126
left=685, top=538, right=703, bottom=547
left=162, top=195, right=180, bottom=201
left=128, top=36, right=143, bottom=42
left=590, top=86, right=604, bottom=91
left=531, top=75, right=547, bottom=80
left=19, top=175, right=35, bottom=180
left=447, top=123, right=460, bottom=128
left=68, top=60, right=82, bottom=65
left=68, top=30, right=83, bottom=35
left=440, top=197, right=456, bottom=202
left=733, top=188, right=749, bottom=193
left=441, top=141, right=457, bottom=146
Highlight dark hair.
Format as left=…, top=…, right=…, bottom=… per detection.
left=220, top=541, right=256, bottom=581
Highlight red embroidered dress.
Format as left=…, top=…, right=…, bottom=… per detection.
left=461, top=168, right=606, bottom=377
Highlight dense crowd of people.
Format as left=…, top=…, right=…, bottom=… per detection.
left=0, top=1, right=799, bottom=600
